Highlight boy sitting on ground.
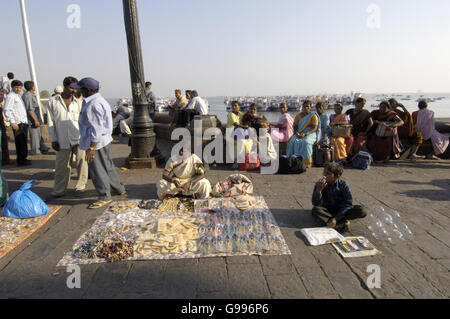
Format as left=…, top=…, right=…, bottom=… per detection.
left=311, top=162, right=367, bottom=232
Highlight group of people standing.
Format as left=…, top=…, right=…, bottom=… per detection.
left=1, top=74, right=125, bottom=210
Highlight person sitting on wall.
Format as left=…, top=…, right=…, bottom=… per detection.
left=311, top=162, right=367, bottom=233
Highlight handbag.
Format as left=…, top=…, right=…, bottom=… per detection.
left=375, top=122, right=395, bottom=137
left=331, top=124, right=352, bottom=138
left=313, top=143, right=334, bottom=167
left=277, top=155, right=306, bottom=174
left=212, top=174, right=254, bottom=197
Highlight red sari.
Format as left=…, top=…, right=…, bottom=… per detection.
left=367, top=110, right=403, bottom=162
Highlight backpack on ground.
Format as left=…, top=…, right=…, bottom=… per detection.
left=277, top=155, right=306, bottom=174
left=351, top=151, right=373, bottom=170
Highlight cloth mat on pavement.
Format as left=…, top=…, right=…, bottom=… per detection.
left=0, top=206, right=62, bottom=259
left=57, top=197, right=291, bottom=266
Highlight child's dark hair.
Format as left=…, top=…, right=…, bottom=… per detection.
left=324, top=162, right=344, bottom=177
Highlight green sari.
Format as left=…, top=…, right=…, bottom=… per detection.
left=0, top=131, right=9, bottom=206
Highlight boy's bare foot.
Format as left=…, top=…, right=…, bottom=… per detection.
left=344, top=220, right=351, bottom=233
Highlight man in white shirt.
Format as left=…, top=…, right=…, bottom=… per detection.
left=46, top=76, right=88, bottom=199
left=185, top=90, right=208, bottom=115
left=3, top=80, right=31, bottom=166
left=2, top=73, right=14, bottom=94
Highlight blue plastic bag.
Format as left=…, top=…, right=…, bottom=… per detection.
left=3, top=180, right=49, bottom=219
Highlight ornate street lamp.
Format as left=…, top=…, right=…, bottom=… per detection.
left=123, top=0, right=159, bottom=168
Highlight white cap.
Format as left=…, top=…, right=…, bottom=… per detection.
left=54, top=86, right=63, bottom=94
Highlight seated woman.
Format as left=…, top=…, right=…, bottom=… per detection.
left=228, top=102, right=254, bottom=168
left=389, top=98, right=423, bottom=160
left=242, top=103, right=265, bottom=132
left=157, top=148, right=212, bottom=200
left=345, top=97, right=373, bottom=156
left=286, top=100, right=321, bottom=168
left=367, top=101, right=404, bottom=163
left=412, top=100, right=449, bottom=160
left=270, top=102, right=294, bottom=143
left=312, top=163, right=367, bottom=233
left=329, top=103, right=353, bottom=163
left=316, top=102, right=330, bottom=142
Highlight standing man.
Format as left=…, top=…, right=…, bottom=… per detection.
left=2, top=73, right=14, bottom=93
left=71, top=77, right=125, bottom=209
left=22, top=81, right=49, bottom=155
left=0, top=88, right=11, bottom=165
left=46, top=76, right=88, bottom=200
left=145, top=81, right=156, bottom=120
left=3, top=80, right=31, bottom=166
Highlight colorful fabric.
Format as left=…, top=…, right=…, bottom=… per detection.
left=56, top=197, right=291, bottom=266
left=414, top=109, right=449, bottom=155
left=271, top=113, right=294, bottom=143
left=286, top=112, right=320, bottom=165
left=394, top=109, right=423, bottom=146
left=368, top=110, right=403, bottom=161
left=0, top=206, right=62, bottom=259
left=330, top=114, right=353, bottom=161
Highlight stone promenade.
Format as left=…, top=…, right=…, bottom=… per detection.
left=0, top=137, right=449, bottom=299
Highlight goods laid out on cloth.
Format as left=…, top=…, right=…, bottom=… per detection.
left=367, top=205, right=413, bottom=244
left=0, top=206, right=62, bottom=259
left=57, top=196, right=291, bottom=266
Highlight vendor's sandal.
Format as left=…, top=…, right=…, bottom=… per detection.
left=88, top=200, right=112, bottom=209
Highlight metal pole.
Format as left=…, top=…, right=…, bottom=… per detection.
left=122, top=0, right=157, bottom=167
left=19, top=0, right=43, bottom=121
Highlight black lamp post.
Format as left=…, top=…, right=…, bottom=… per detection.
left=123, top=0, right=158, bottom=168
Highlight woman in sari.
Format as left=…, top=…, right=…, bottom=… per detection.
left=286, top=100, right=321, bottom=168
left=345, top=97, right=373, bottom=155
left=330, top=104, right=353, bottom=162
left=367, top=101, right=404, bottom=163
left=316, top=102, right=330, bottom=142
left=270, top=102, right=293, bottom=143
left=412, top=100, right=449, bottom=159
left=157, top=148, right=212, bottom=200
left=389, top=98, right=423, bottom=160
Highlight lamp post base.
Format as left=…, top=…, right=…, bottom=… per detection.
left=125, top=156, right=158, bottom=169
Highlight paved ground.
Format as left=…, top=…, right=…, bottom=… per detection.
left=0, top=136, right=449, bottom=299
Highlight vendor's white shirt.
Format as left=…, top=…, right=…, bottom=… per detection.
left=46, top=95, right=82, bottom=149
left=3, top=92, right=28, bottom=125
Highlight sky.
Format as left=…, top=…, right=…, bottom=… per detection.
left=1, top=0, right=450, bottom=98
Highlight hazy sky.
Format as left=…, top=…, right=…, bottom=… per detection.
left=1, top=0, right=450, bottom=98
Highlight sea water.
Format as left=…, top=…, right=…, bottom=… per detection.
left=107, top=92, right=450, bottom=124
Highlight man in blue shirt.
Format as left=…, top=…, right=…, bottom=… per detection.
left=312, top=162, right=367, bottom=232
left=72, top=77, right=126, bottom=209
left=22, top=81, right=49, bottom=155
